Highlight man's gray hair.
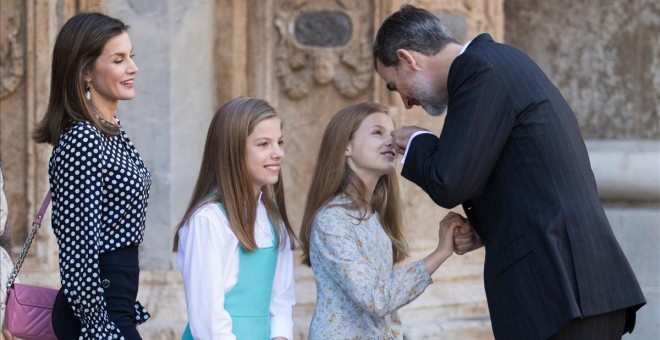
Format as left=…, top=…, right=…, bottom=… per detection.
left=373, top=5, right=458, bottom=68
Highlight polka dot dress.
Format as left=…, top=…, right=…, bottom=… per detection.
left=49, top=120, right=151, bottom=339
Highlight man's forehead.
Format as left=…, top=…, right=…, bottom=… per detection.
left=375, top=58, right=388, bottom=72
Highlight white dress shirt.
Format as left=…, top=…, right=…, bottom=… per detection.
left=176, top=195, right=295, bottom=340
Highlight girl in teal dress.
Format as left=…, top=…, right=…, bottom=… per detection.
left=299, top=103, right=468, bottom=339
left=174, top=97, right=297, bottom=340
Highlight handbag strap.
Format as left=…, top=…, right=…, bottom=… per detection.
left=5, top=190, right=52, bottom=292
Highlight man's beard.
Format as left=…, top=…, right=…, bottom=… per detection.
left=422, top=97, right=448, bottom=117
left=412, top=76, right=448, bottom=117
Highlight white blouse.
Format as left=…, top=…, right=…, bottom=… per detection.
left=176, top=196, right=295, bottom=340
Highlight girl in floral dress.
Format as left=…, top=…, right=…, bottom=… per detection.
left=300, top=102, right=468, bottom=339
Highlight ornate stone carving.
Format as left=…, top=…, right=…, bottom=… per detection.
left=275, top=0, right=372, bottom=99
left=412, top=0, right=504, bottom=43
left=0, top=12, right=24, bottom=100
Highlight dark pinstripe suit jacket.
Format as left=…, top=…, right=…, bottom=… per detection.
left=402, top=34, right=645, bottom=339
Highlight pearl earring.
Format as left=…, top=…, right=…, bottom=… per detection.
left=85, top=82, right=91, bottom=101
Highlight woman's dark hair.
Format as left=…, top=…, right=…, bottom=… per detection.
left=33, top=12, right=128, bottom=145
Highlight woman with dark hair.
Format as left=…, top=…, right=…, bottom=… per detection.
left=299, top=103, right=467, bottom=339
left=33, top=12, right=150, bottom=339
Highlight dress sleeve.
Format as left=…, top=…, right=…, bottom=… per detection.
left=177, top=209, right=236, bottom=340
left=269, top=229, right=295, bottom=339
left=310, top=210, right=432, bottom=318
left=50, top=125, right=123, bottom=338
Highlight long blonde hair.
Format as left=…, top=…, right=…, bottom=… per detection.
left=300, top=102, right=407, bottom=266
left=173, top=97, right=295, bottom=251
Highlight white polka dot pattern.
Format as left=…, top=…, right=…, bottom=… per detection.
left=48, top=121, right=151, bottom=339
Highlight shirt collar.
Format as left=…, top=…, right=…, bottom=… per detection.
left=459, top=40, right=472, bottom=55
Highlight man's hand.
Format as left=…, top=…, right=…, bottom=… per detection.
left=391, top=126, right=429, bottom=155
left=453, top=222, right=483, bottom=255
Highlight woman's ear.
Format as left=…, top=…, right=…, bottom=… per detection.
left=345, top=143, right=352, bottom=157
left=82, top=66, right=92, bottom=82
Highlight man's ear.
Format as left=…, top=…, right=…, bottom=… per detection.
left=396, top=49, right=421, bottom=71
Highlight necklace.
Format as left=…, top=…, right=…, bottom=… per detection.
left=96, top=115, right=118, bottom=128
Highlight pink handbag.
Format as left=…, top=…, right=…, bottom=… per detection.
left=2, top=191, right=58, bottom=340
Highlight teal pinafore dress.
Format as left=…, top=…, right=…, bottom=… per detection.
left=182, top=203, right=279, bottom=339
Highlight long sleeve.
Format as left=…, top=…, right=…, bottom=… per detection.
left=269, top=230, right=295, bottom=339
left=177, top=209, right=236, bottom=340
left=402, top=52, right=514, bottom=208
left=50, top=125, right=122, bottom=338
left=310, top=209, right=432, bottom=318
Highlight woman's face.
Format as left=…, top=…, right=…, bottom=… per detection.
left=85, top=31, right=138, bottom=112
left=245, top=117, right=284, bottom=195
left=345, top=112, right=397, bottom=184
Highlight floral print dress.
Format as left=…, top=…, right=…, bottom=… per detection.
left=308, top=195, right=433, bottom=339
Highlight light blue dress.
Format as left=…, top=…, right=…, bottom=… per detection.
left=182, top=204, right=278, bottom=339
left=308, top=195, right=433, bottom=339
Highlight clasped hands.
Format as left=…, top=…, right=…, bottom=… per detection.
left=441, top=211, right=483, bottom=255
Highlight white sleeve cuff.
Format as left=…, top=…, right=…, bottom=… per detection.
left=401, top=131, right=435, bottom=164
left=270, top=315, right=294, bottom=340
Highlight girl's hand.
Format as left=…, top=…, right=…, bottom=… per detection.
left=437, top=211, right=468, bottom=255
left=423, top=212, right=468, bottom=274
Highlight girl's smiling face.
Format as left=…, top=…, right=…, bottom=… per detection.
left=245, top=117, right=284, bottom=195
left=345, top=112, right=397, bottom=185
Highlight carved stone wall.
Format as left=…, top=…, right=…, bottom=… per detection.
left=271, top=0, right=376, bottom=231
left=1, top=0, right=29, bottom=250
left=505, top=0, right=659, bottom=139
left=274, top=0, right=373, bottom=100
